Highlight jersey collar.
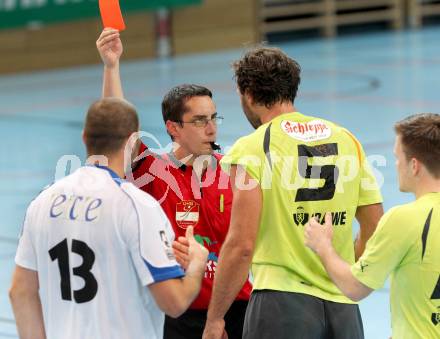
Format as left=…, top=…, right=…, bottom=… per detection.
left=167, top=152, right=218, bottom=172
left=168, top=152, right=187, bottom=171
left=90, top=165, right=125, bottom=185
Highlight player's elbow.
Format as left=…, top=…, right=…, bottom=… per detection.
left=158, top=289, right=192, bottom=318
left=8, top=286, right=16, bottom=303
left=239, top=247, right=254, bottom=262
left=227, top=238, right=254, bottom=261
left=161, top=297, right=189, bottom=318
left=9, top=283, right=30, bottom=304
left=346, top=291, right=363, bottom=302
left=345, top=284, right=371, bottom=302
left=150, top=279, right=196, bottom=318
left=165, top=307, right=185, bottom=319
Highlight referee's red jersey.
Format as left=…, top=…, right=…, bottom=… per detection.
left=131, top=143, right=252, bottom=309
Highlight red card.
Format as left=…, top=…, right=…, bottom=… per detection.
left=99, top=0, right=126, bottom=31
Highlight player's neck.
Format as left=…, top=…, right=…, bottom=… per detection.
left=413, top=177, right=440, bottom=199
left=261, top=103, right=296, bottom=124
left=105, top=154, right=126, bottom=179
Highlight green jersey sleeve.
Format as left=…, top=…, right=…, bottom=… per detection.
left=351, top=206, right=416, bottom=289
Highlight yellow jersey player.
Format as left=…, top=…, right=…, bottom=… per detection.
left=305, top=113, right=440, bottom=338
left=203, top=47, right=383, bottom=339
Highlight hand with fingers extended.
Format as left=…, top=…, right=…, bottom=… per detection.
left=304, top=212, right=334, bottom=255
left=96, top=28, right=123, bottom=68
left=181, top=226, right=209, bottom=273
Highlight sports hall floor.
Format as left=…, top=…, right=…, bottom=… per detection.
left=1, top=25, right=439, bottom=338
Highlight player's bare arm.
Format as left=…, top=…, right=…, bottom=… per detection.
left=203, top=166, right=261, bottom=339
left=149, top=226, right=208, bottom=318
left=9, top=266, right=46, bottom=339
left=96, top=28, right=124, bottom=98
left=354, top=203, right=383, bottom=260
left=304, top=214, right=373, bottom=301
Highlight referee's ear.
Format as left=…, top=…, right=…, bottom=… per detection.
left=82, top=130, right=87, bottom=147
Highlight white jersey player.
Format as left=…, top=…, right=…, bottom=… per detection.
left=9, top=98, right=208, bottom=339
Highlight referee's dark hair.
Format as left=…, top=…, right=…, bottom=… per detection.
left=161, top=84, right=212, bottom=140
left=84, top=97, right=139, bottom=156
left=233, top=46, right=301, bottom=108
left=395, top=113, right=440, bottom=178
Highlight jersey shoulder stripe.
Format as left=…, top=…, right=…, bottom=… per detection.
left=422, top=208, right=434, bottom=260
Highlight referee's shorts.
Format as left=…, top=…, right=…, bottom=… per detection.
left=164, top=300, right=248, bottom=339
left=243, top=290, right=364, bottom=339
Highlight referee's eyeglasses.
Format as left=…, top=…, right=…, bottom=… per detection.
left=176, top=114, right=224, bottom=128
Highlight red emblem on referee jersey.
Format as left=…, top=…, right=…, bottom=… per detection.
left=176, top=200, right=200, bottom=229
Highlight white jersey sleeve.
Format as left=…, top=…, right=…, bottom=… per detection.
left=15, top=200, right=38, bottom=271
left=121, top=183, right=184, bottom=286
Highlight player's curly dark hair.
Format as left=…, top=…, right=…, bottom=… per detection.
left=233, top=46, right=301, bottom=108
left=395, top=113, right=440, bottom=178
